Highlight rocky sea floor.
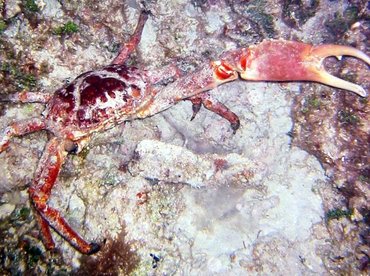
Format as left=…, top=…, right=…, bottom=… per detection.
left=0, top=0, right=369, bottom=275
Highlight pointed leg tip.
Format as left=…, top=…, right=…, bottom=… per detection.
left=357, top=88, right=368, bottom=98
left=141, top=8, right=152, bottom=17
left=44, top=241, right=56, bottom=251
left=190, top=102, right=202, bottom=121
left=86, top=242, right=101, bottom=255
left=190, top=114, right=196, bottom=121
left=0, top=143, right=9, bottom=153
left=231, top=120, right=240, bottom=134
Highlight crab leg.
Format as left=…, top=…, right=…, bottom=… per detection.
left=216, top=39, right=369, bottom=96
left=29, top=137, right=100, bottom=254
left=137, top=62, right=239, bottom=118
left=111, top=10, right=149, bottom=65
left=189, top=92, right=240, bottom=133
left=0, top=91, right=52, bottom=103
left=0, top=118, right=46, bottom=152
left=147, top=63, right=183, bottom=85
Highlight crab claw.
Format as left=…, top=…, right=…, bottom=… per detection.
left=217, top=40, right=370, bottom=97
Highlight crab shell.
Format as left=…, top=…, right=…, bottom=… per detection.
left=45, top=65, right=154, bottom=141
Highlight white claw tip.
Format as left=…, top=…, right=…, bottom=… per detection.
left=357, top=87, right=367, bottom=98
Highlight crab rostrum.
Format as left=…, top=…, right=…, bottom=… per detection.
left=0, top=11, right=369, bottom=254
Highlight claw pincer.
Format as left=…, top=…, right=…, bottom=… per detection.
left=212, top=39, right=369, bottom=97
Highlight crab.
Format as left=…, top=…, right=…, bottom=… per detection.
left=0, top=10, right=369, bottom=255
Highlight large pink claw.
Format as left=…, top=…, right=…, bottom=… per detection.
left=214, top=39, right=370, bottom=97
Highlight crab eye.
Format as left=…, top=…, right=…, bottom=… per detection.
left=64, top=140, right=79, bottom=154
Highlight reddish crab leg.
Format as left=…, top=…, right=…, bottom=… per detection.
left=0, top=115, right=98, bottom=254
left=215, top=39, right=370, bottom=96
left=0, top=91, right=52, bottom=103
left=147, top=63, right=183, bottom=84
left=111, top=10, right=149, bottom=65
left=29, top=137, right=100, bottom=254
left=137, top=61, right=239, bottom=117
left=0, top=118, right=46, bottom=152
left=189, top=92, right=240, bottom=133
